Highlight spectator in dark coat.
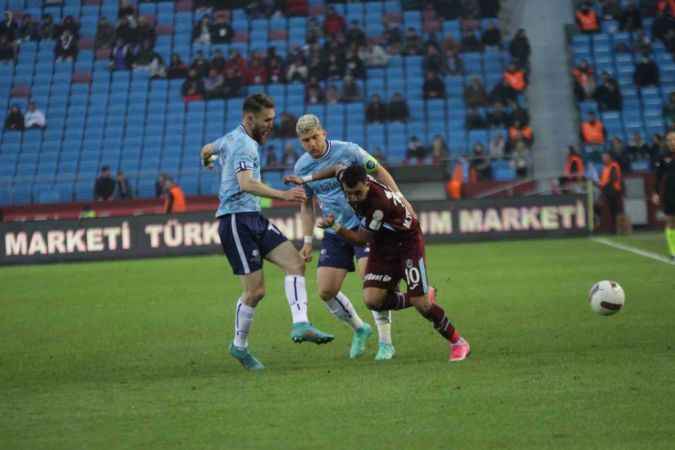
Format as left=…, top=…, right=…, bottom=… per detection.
left=634, top=55, right=660, bottom=87
left=193, top=15, right=211, bottom=44
left=190, top=50, right=210, bottom=78
left=95, top=16, right=115, bottom=50
left=38, top=14, right=55, bottom=40
left=182, top=69, right=205, bottom=102
left=466, top=107, right=488, bottom=129
left=509, top=29, right=531, bottom=67
left=94, top=166, right=115, bottom=201
left=423, top=71, right=446, bottom=99
left=4, top=105, right=24, bottom=131
left=115, top=171, right=132, bottom=199
left=210, top=13, right=233, bottom=44
left=487, top=101, right=512, bottom=128
left=481, top=22, right=502, bottom=47
left=167, top=53, right=189, bottom=79
left=18, top=15, right=40, bottom=41
left=0, top=35, right=16, bottom=61
left=594, top=72, right=623, bottom=111
left=0, top=11, right=18, bottom=42
left=54, top=30, right=78, bottom=61
left=464, top=76, right=489, bottom=108
left=619, top=2, right=642, bottom=32
left=461, top=29, right=483, bottom=52
left=388, top=93, right=410, bottom=122
left=651, top=10, right=675, bottom=45
left=366, top=94, right=387, bottom=123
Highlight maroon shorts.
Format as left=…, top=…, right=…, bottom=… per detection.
left=363, top=232, right=428, bottom=297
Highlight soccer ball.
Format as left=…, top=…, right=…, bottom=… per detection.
left=588, top=280, right=625, bottom=315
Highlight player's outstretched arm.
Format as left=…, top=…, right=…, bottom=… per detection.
left=299, top=198, right=315, bottom=261
left=283, top=164, right=347, bottom=185
left=237, top=170, right=306, bottom=203
left=317, top=213, right=370, bottom=246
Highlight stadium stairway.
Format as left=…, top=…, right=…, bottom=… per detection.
left=509, top=0, right=580, bottom=178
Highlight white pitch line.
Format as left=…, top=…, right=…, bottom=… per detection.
left=590, top=237, right=675, bottom=266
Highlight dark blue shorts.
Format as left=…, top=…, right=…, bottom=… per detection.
left=218, top=212, right=288, bottom=275
left=318, top=229, right=369, bottom=272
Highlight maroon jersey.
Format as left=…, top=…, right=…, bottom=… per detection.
left=349, top=177, right=420, bottom=250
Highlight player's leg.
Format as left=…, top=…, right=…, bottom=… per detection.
left=665, top=214, right=675, bottom=260
left=228, top=270, right=266, bottom=370
left=316, top=233, right=372, bottom=357
left=356, top=256, right=394, bottom=360
left=265, top=239, right=334, bottom=344
left=218, top=214, right=265, bottom=370
left=404, top=236, right=470, bottom=361
left=317, top=266, right=372, bottom=358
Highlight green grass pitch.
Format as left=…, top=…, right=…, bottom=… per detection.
left=1, top=234, right=674, bottom=450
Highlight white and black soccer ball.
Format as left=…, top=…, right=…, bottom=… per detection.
left=588, top=280, right=625, bottom=316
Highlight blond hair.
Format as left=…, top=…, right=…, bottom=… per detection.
left=296, top=114, right=323, bottom=136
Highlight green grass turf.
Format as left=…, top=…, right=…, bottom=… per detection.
left=1, top=236, right=674, bottom=450
left=605, top=230, right=671, bottom=257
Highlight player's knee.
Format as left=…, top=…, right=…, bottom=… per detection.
left=245, top=286, right=266, bottom=304
left=317, top=286, right=339, bottom=301
left=363, top=292, right=386, bottom=311
left=285, top=256, right=305, bottom=276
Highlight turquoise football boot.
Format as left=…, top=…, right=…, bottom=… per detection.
left=349, top=323, right=373, bottom=358
left=229, top=343, right=264, bottom=370
left=374, top=343, right=396, bottom=361
left=290, top=322, right=335, bottom=344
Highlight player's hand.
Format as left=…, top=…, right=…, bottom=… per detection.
left=316, top=213, right=335, bottom=229
left=300, top=243, right=313, bottom=262
left=283, top=175, right=304, bottom=185
left=282, top=187, right=307, bottom=204
left=202, top=153, right=216, bottom=170
left=651, top=193, right=660, bottom=206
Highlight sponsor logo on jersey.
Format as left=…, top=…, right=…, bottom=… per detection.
left=364, top=273, right=392, bottom=282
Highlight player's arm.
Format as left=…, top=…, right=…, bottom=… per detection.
left=299, top=197, right=315, bottom=261
left=200, top=143, right=217, bottom=168
left=317, top=213, right=371, bottom=246
left=368, top=158, right=417, bottom=217
left=237, top=170, right=306, bottom=203
left=283, top=164, right=347, bottom=185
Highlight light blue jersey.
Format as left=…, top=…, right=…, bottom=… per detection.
left=212, top=125, right=262, bottom=217
left=294, top=139, right=377, bottom=233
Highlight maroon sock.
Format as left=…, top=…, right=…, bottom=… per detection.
left=378, top=291, right=413, bottom=311
left=422, top=304, right=459, bottom=343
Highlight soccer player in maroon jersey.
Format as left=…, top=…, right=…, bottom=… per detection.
left=296, top=163, right=470, bottom=362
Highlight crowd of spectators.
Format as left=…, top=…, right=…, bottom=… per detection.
left=3, top=101, right=46, bottom=131
left=575, top=0, right=675, bottom=56
left=573, top=0, right=675, bottom=173
left=0, top=10, right=83, bottom=62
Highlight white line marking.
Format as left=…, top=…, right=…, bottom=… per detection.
left=590, top=237, right=675, bottom=266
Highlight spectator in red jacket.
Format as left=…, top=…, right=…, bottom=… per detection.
left=323, top=6, right=346, bottom=36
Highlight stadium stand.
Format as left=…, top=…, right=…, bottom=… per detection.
left=0, top=0, right=528, bottom=206
left=568, top=0, right=675, bottom=174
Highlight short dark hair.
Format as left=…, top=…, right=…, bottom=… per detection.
left=243, top=93, right=275, bottom=114
left=339, top=164, right=367, bottom=189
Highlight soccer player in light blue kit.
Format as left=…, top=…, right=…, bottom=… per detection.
left=200, top=94, right=334, bottom=371
left=285, top=114, right=413, bottom=360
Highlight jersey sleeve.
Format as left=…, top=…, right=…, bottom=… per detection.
left=233, top=142, right=258, bottom=174
left=210, top=136, right=227, bottom=156
left=347, top=143, right=379, bottom=174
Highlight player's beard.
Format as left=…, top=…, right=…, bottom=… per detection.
left=252, top=125, right=271, bottom=144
